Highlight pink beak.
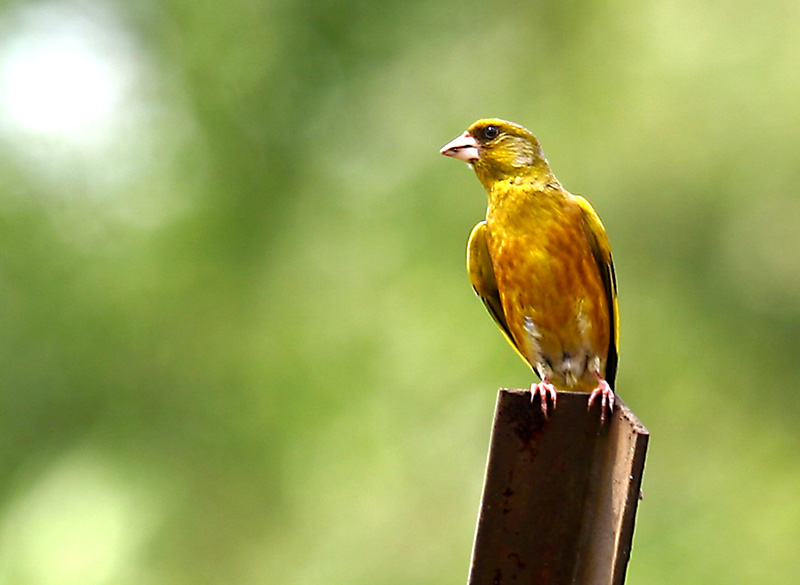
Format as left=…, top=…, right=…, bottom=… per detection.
left=440, top=131, right=480, bottom=163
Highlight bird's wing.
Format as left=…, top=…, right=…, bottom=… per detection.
left=467, top=221, right=532, bottom=368
left=574, top=196, right=619, bottom=387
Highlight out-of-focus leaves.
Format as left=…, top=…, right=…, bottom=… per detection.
left=1, top=0, right=799, bottom=583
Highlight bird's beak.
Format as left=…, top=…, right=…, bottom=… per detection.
left=440, top=132, right=480, bottom=163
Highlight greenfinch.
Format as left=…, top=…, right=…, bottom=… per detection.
left=440, top=119, right=618, bottom=419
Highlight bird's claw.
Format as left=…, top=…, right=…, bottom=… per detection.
left=531, top=380, right=557, bottom=418
left=587, top=378, right=615, bottom=422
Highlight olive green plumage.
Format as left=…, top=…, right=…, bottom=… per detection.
left=441, top=118, right=618, bottom=417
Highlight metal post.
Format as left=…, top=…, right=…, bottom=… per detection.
left=467, top=389, right=649, bottom=585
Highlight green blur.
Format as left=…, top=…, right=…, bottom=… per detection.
left=1, top=1, right=799, bottom=583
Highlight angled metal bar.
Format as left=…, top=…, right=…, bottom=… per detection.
left=467, top=389, right=649, bottom=585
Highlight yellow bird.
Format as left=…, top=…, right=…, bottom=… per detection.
left=440, top=119, right=618, bottom=419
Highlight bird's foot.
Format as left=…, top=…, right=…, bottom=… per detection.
left=531, top=380, right=557, bottom=418
left=587, top=377, right=615, bottom=422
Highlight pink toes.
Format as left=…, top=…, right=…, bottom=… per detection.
left=531, top=376, right=615, bottom=422
left=531, top=380, right=557, bottom=418
left=588, top=378, right=615, bottom=422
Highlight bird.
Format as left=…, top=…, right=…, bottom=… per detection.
left=440, top=119, right=618, bottom=419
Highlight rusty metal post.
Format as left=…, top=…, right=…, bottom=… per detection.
left=467, top=389, right=649, bottom=585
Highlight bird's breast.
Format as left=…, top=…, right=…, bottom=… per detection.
left=485, top=200, right=610, bottom=389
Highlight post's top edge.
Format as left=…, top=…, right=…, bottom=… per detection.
left=496, top=388, right=649, bottom=436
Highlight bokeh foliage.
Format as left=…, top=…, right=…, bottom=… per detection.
left=1, top=0, right=800, bottom=583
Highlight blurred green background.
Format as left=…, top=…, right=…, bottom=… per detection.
left=1, top=0, right=799, bottom=583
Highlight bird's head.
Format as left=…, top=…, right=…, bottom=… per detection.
left=440, top=118, right=554, bottom=189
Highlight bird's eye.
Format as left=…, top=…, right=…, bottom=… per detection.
left=483, top=125, right=500, bottom=140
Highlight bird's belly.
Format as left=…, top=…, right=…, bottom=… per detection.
left=491, top=234, right=610, bottom=391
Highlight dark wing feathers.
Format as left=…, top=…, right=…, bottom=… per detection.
left=574, top=196, right=619, bottom=388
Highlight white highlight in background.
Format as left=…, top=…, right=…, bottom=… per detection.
left=0, top=2, right=137, bottom=146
